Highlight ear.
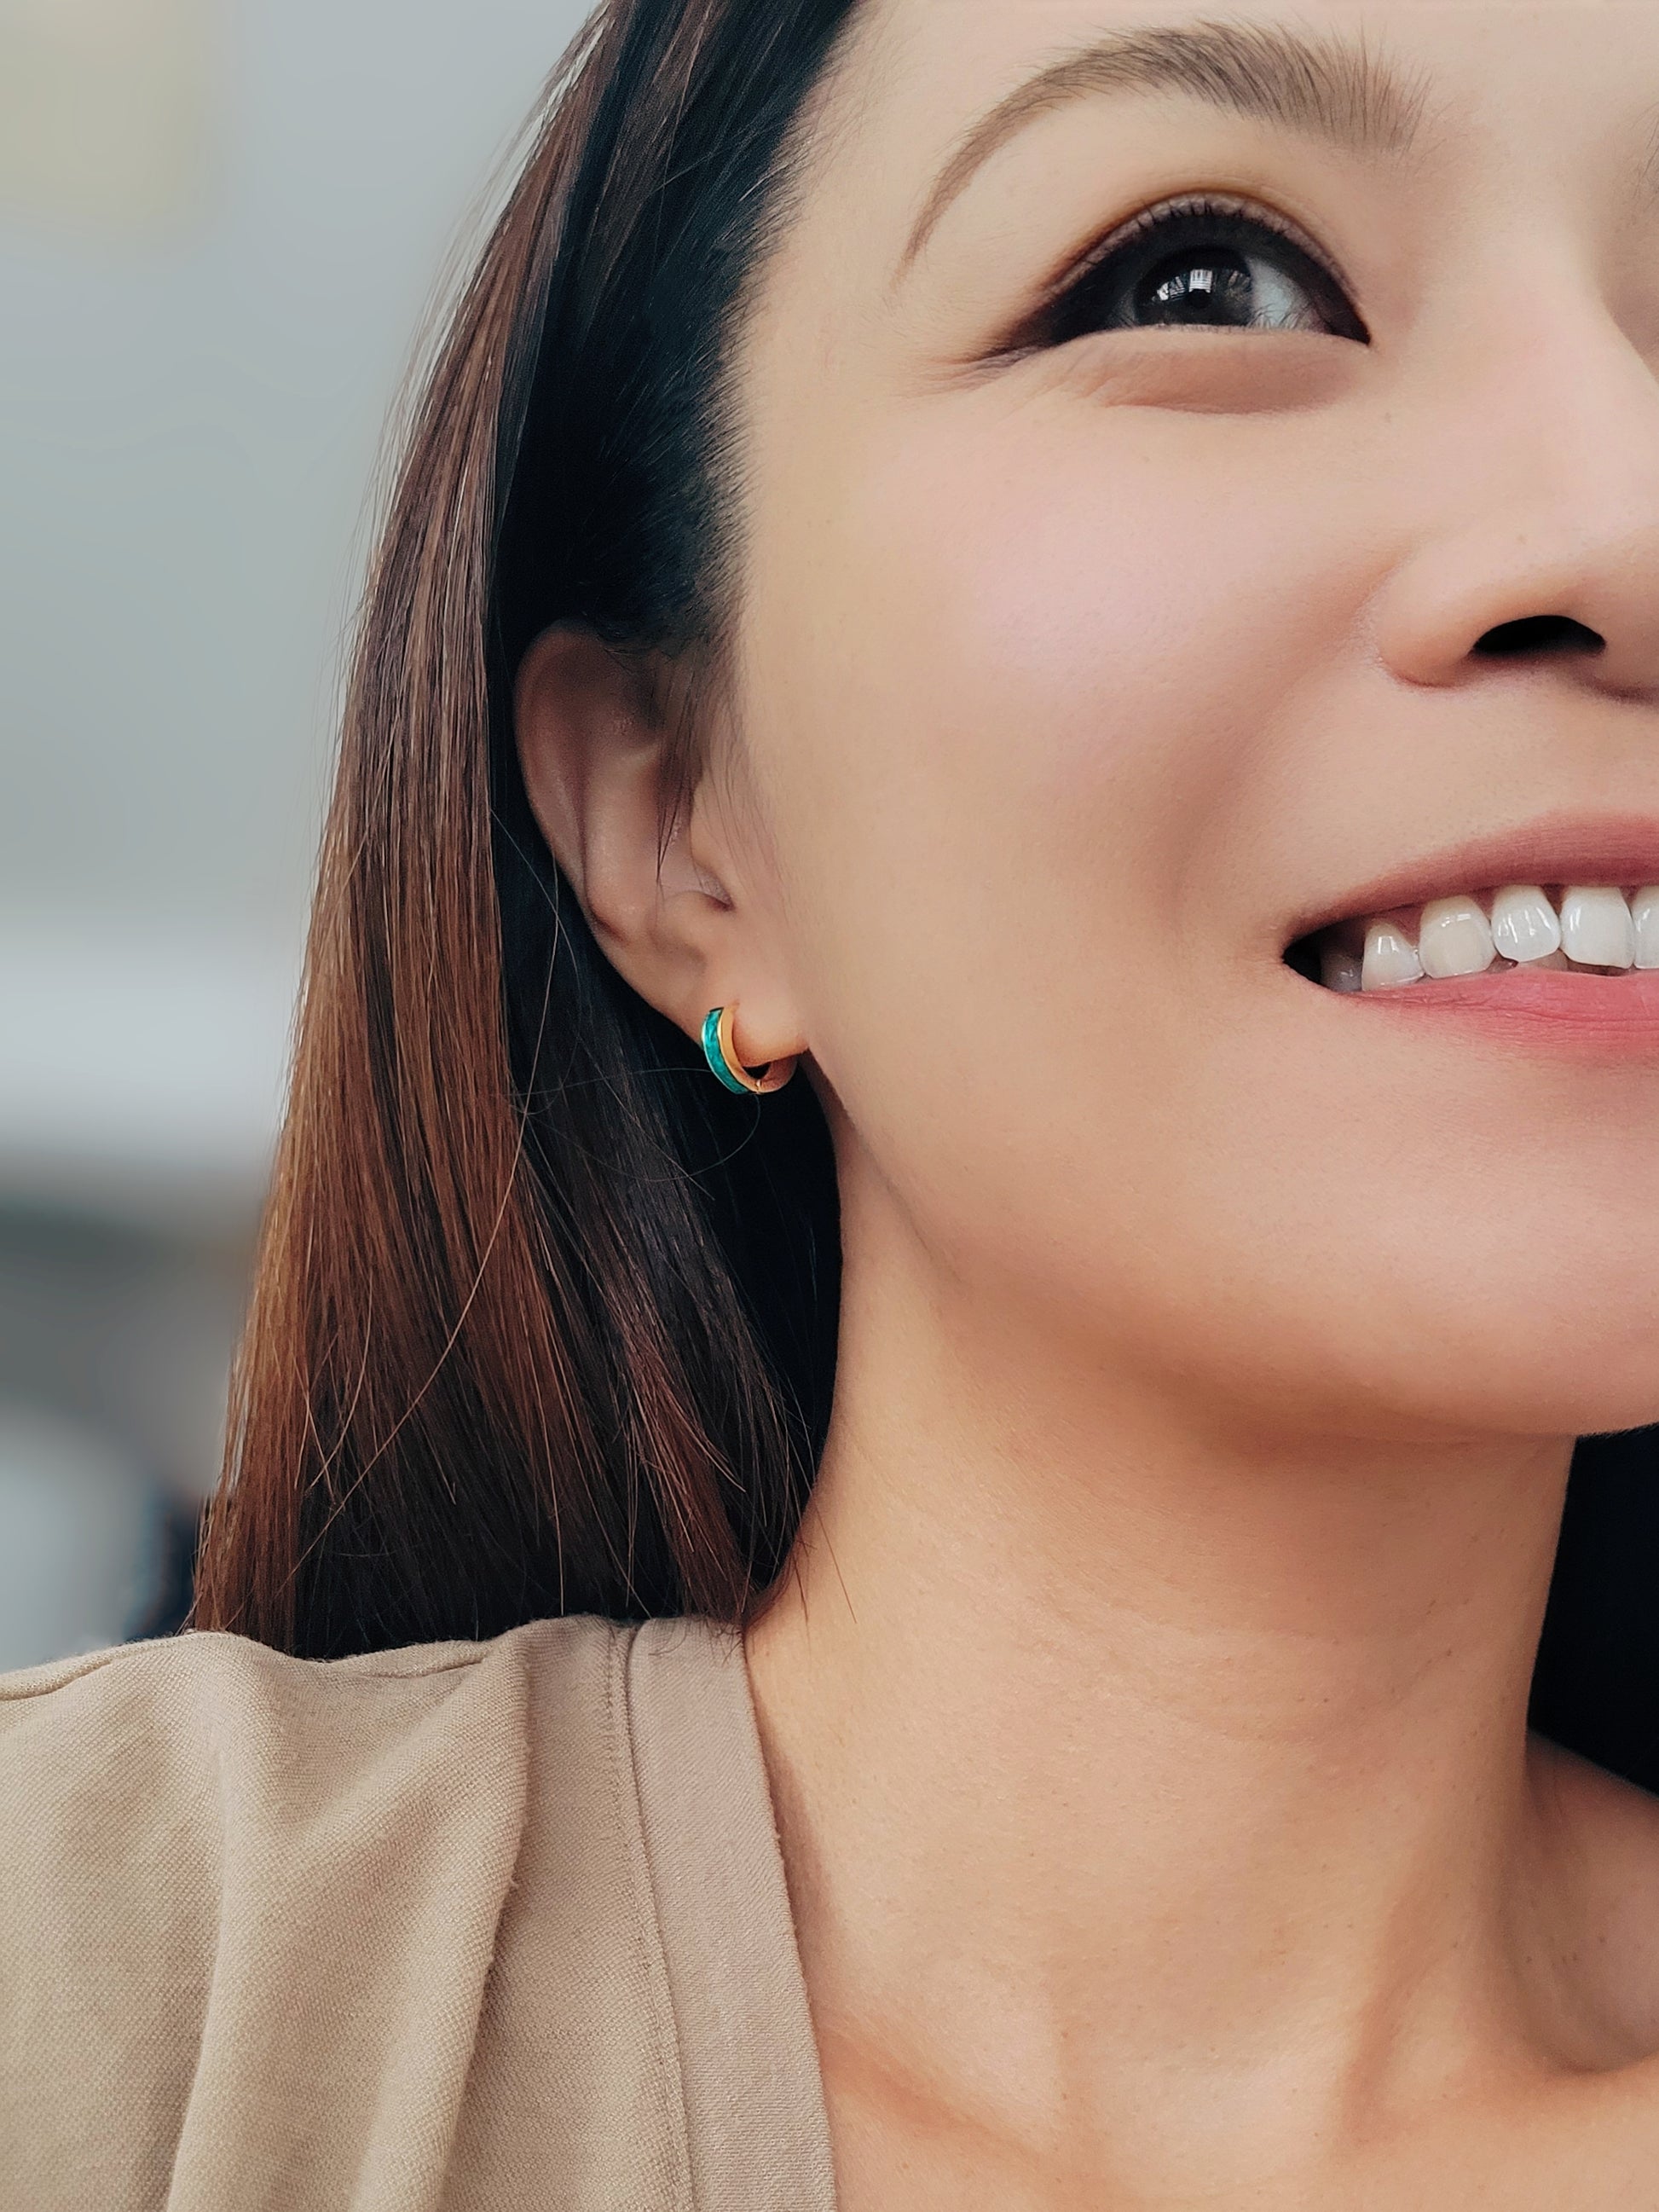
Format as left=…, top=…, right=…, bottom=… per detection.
left=512, top=622, right=806, bottom=1074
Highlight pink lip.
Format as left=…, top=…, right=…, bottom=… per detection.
left=1332, top=965, right=1659, bottom=1058
left=1286, top=810, right=1659, bottom=946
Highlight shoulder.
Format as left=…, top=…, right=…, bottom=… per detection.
left=0, top=1613, right=797, bottom=2210
left=0, top=1613, right=638, bottom=1914
left=0, top=1611, right=625, bottom=1826
left=0, top=1611, right=619, bottom=1914
left=0, top=1615, right=641, bottom=2208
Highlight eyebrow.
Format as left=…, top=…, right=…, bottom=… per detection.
left=895, top=17, right=1437, bottom=286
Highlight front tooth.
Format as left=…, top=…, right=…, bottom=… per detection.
left=1489, top=883, right=1561, bottom=964
left=1633, top=887, right=1659, bottom=970
left=1361, top=919, right=1424, bottom=991
left=1418, top=895, right=1494, bottom=978
left=1559, top=885, right=1635, bottom=969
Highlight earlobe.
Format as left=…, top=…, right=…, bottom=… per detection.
left=702, top=1005, right=799, bottom=1096
left=512, top=622, right=807, bottom=1077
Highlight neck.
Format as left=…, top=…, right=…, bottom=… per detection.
left=743, top=1197, right=1605, bottom=2196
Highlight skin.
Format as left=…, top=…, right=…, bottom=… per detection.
left=516, top=0, right=1659, bottom=2202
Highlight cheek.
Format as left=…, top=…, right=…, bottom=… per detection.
left=741, top=397, right=1659, bottom=1436
left=738, top=406, right=1317, bottom=1257
left=749, top=393, right=1356, bottom=1092
left=774, top=391, right=1365, bottom=932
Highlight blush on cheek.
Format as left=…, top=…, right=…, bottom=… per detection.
left=835, top=407, right=1336, bottom=874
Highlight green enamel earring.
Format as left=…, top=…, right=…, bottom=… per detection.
left=701, top=1006, right=797, bottom=1096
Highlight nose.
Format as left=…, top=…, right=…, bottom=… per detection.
left=1368, top=271, right=1659, bottom=707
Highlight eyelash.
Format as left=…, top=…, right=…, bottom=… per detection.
left=1012, top=190, right=1367, bottom=352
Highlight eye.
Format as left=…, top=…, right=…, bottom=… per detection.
left=1031, top=192, right=1368, bottom=350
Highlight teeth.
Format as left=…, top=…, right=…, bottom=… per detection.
left=1559, top=885, right=1635, bottom=970
left=1417, top=894, right=1494, bottom=978
left=1321, top=945, right=1363, bottom=993
left=1361, top=920, right=1424, bottom=991
left=1489, top=883, right=1562, bottom=964
left=1325, top=880, right=1659, bottom=991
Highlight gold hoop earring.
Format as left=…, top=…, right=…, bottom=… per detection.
left=701, top=1005, right=797, bottom=1096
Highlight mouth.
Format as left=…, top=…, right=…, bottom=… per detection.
left=1281, top=816, right=1659, bottom=1050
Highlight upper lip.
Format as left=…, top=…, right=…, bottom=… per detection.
left=1283, top=810, right=1659, bottom=948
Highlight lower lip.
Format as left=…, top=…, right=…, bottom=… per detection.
left=1330, top=965, right=1659, bottom=1056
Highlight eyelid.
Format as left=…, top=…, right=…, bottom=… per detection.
left=1004, top=188, right=1357, bottom=347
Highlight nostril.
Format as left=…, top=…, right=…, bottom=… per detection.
left=1472, top=614, right=1604, bottom=658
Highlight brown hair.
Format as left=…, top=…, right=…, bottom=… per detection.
left=191, top=0, right=863, bottom=1658
left=189, top=0, right=1659, bottom=1804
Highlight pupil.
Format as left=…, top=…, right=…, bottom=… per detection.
left=1134, top=247, right=1254, bottom=327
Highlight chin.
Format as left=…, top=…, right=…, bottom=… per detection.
left=1154, top=1222, right=1659, bottom=1445
left=1352, top=1324, right=1659, bottom=1446
left=1270, top=1182, right=1659, bottom=1439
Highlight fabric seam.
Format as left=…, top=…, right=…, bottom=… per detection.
left=610, top=1620, right=697, bottom=2212
left=0, top=1633, right=495, bottom=1705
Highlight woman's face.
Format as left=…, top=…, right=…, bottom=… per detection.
left=722, top=0, right=1659, bottom=1443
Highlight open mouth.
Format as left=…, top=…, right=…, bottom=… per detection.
left=1287, top=883, right=1659, bottom=993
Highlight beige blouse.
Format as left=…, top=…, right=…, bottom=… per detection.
left=0, top=1613, right=839, bottom=2211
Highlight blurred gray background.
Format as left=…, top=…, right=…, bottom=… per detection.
left=0, top=0, right=585, bottom=1667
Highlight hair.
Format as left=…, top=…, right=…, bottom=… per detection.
left=190, top=0, right=864, bottom=1659
left=190, top=0, right=1659, bottom=1796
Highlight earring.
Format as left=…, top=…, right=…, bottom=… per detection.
left=701, top=1006, right=797, bottom=1096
